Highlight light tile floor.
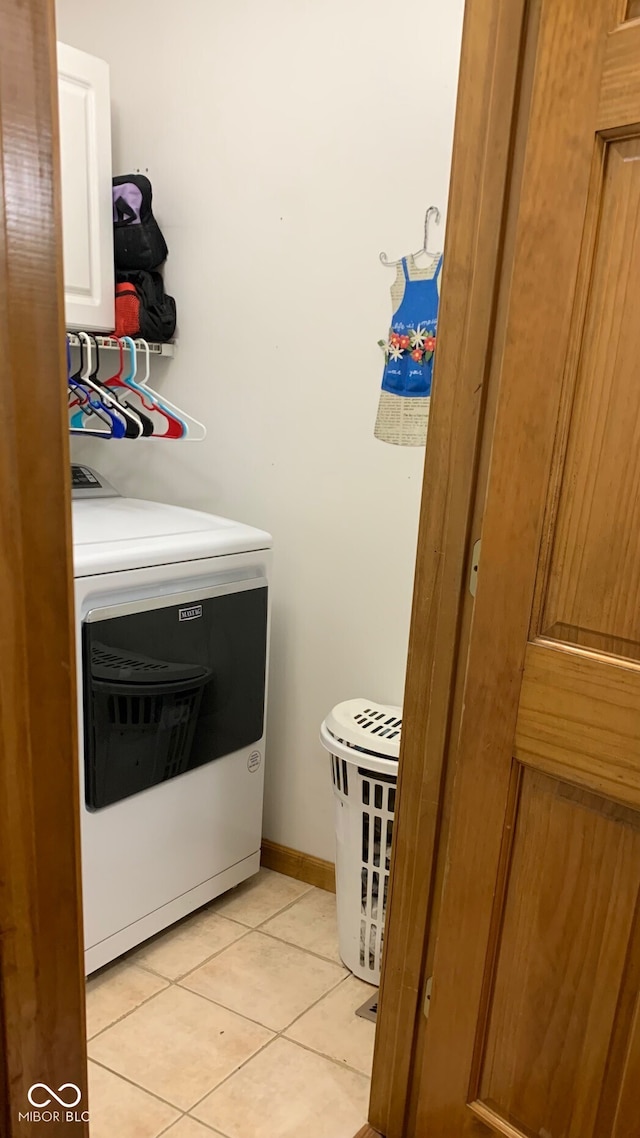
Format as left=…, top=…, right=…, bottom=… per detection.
left=86, top=869, right=376, bottom=1138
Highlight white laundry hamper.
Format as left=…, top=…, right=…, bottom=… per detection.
left=320, top=699, right=401, bottom=985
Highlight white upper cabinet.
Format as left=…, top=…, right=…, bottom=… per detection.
left=57, top=42, right=114, bottom=332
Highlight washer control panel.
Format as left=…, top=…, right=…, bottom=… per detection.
left=71, top=465, right=119, bottom=499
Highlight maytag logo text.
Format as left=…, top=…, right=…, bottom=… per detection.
left=179, top=604, right=202, bottom=622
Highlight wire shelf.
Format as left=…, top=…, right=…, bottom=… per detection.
left=67, top=333, right=175, bottom=357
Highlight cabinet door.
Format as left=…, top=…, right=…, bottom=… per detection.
left=57, top=42, right=114, bottom=332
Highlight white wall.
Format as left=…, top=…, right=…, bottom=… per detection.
left=57, top=0, right=464, bottom=861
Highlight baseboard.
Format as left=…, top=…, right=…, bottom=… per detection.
left=353, top=1127, right=383, bottom=1138
left=260, top=838, right=336, bottom=893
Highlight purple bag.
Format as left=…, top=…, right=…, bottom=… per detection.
left=112, top=174, right=168, bottom=271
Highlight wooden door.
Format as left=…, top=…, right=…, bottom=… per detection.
left=415, top=2, right=640, bottom=1135
left=0, top=2, right=88, bottom=1135
left=57, top=41, right=114, bottom=332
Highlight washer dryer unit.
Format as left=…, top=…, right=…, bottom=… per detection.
left=72, top=465, right=272, bottom=974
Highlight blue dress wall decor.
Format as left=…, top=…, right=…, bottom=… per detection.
left=380, top=254, right=442, bottom=400
left=375, top=207, right=443, bottom=446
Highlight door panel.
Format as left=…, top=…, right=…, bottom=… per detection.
left=416, top=2, right=640, bottom=1135
left=475, top=770, right=640, bottom=1138
left=599, top=22, right=640, bottom=130
left=542, top=138, right=640, bottom=656
left=515, top=644, right=640, bottom=804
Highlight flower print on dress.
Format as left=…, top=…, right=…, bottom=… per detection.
left=410, top=326, right=428, bottom=349
left=379, top=328, right=437, bottom=366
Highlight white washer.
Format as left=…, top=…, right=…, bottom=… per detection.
left=72, top=465, right=272, bottom=974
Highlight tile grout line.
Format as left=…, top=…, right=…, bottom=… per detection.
left=87, top=975, right=172, bottom=1042
left=186, top=969, right=370, bottom=1117
left=91, top=954, right=367, bottom=1100
left=86, top=878, right=372, bottom=1127
left=278, top=1032, right=374, bottom=1081
left=212, top=878, right=316, bottom=934
left=276, top=971, right=350, bottom=1035
left=175, top=947, right=347, bottom=1035
left=131, top=877, right=317, bottom=985
left=185, top=970, right=352, bottom=1111
left=88, top=1056, right=186, bottom=1114
left=101, top=872, right=316, bottom=985
left=155, top=1117, right=179, bottom=1138
left=95, top=906, right=250, bottom=980
left=277, top=972, right=376, bottom=1078
left=161, top=1110, right=231, bottom=1138
left=156, top=1113, right=186, bottom=1138
left=88, top=985, right=276, bottom=1102
left=129, top=926, right=254, bottom=985
left=87, top=910, right=339, bottom=1062
left=89, top=971, right=370, bottom=1130
left=87, top=879, right=324, bottom=1030
left=187, top=1031, right=279, bottom=1117
left=254, top=924, right=347, bottom=968
left=187, top=1030, right=371, bottom=1126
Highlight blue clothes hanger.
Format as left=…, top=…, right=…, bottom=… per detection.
left=116, top=337, right=187, bottom=438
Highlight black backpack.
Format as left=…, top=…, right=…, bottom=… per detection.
left=112, top=174, right=169, bottom=271
left=116, top=270, right=177, bottom=342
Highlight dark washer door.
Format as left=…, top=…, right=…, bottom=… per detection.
left=82, top=579, right=268, bottom=809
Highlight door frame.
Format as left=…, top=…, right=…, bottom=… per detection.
left=369, top=2, right=530, bottom=1135
left=0, top=3, right=534, bottom=1137
left=0, top=2, right=88, bottom=1134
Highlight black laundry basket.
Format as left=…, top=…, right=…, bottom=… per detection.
left=86, top=643, right=212, bottom=809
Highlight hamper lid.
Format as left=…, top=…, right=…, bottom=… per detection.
left=91, top=642, right=210, bottom=686
left=324, top=698, right=402, bottom=759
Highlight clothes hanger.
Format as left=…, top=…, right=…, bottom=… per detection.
left=75, top=332, right=129, bottom=439
left=105, top=337, right=185, bottom=439
left=133, top=338, right=206, bottom=440
left=98, top=337, right=154, bottom=436
left=134, top=338, right=188, bottom=438
left=86, top=334, right=149, bottom=439
left=69, top=332, right=125, bottom=437
left=379, top=205, right=442, bottom=268
left=68, top=337, right=106, bottom=434
left=68, top=334, right=206, bottom=441
left=68, top=333, right=118, bottom=437
left=114, top=337, right=207, bottom=440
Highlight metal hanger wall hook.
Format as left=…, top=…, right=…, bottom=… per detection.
left=380, top=203, right=442, bottom=267
left=423, top=205, right=441, bottom=255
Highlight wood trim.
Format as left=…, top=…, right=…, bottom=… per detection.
left=260, top=839, right=336, bottom=893
left=469, top=1099, right=529, bottom=1138
left=352, top=1128, right=383, bottom=1138
left=0, top=3, right=88, bottom=1135
left=598, top=19, right=640, bottom=130
left=368, top=4, right=528, bottom=1136
left=515, top=641, right=640, bottom=805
